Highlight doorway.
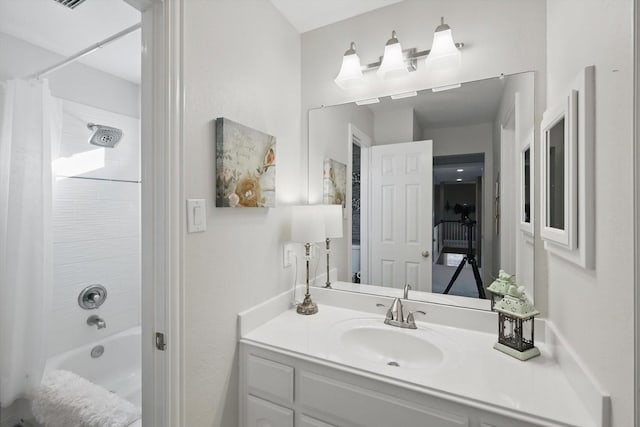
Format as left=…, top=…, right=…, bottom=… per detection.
left=432, top=154, right=485, bottom=298
left=0, top=2, right=177, bottom=426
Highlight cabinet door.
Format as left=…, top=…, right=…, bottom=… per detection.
left=246, top=395, right=293, bottom=427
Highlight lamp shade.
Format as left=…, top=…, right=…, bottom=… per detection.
left=291, top=205, right=326, bottom=243
left=377, top=31, right=409, bottom=80
left=334, top=42, right=364, bottom=89
left=321, top=205, right=343, bottom=239
left=425, top=17, right=461, bottom=70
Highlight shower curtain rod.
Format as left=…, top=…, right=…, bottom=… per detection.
left=30, top=22, right=141, bottom=80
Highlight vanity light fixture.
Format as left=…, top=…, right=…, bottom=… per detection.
left=291, top=205, right=326, bottom=315
left=333, top=17, right=465, bottom=89
left=425, top=17, right=462, bottom=70
left=457, top=168, right=464, bottom=172
left=321, top=205, right=343, bottom=288
left=377, top=31, right=410, bottom=80
left=334, top=42, right=364, bottom=89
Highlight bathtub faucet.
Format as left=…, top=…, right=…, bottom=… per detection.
left=87, top=315, right=106, bottom=330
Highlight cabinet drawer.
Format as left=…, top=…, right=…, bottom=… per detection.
left=246, top=395, right=293, bottom=427
left=299, top=371, right=469, bottom=427
left=247, top=354, right=294, bottom=404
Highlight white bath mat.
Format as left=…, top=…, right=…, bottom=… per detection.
left=32, top=370, right=141, bottom=427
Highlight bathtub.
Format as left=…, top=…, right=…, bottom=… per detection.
left=44, top=326, right=141, bottom=407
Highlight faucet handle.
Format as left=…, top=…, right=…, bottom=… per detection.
left=406, top=311, right=416, bottom=328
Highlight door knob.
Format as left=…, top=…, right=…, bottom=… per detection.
left=422, top=250, right=430, bottom=258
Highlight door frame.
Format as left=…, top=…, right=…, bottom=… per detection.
left=634, top=0, right=639, bottom=423
left=139, top=1, right=184, bottom=426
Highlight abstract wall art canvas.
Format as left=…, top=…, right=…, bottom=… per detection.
left=323, top=158, right=347, bottom=207
left=215, top=117, right=276, bottom=208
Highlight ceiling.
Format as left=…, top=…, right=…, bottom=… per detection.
left=0, top=0, right=402, bottom=84
left=434, top=163, right=484, bottom=185
left=270, top=0, right=405, bottom=33
left=366, top=77, right=506, bottom=129
left=0, top=0, right=141, bottom=83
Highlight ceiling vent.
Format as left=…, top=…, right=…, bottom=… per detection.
left=52, top=0, right=88, bottom=9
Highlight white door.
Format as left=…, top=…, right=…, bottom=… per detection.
left=369, top=140, right=433, bottom=292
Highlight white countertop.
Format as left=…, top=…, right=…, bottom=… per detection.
left=241, top=302, right=595, bottom=427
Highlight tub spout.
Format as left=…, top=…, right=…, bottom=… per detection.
left=87, top=315, right=106, bottom=330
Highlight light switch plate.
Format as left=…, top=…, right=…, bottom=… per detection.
left=187, top=199, right=206, bottom=233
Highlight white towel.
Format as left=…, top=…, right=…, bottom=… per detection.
left=32, top=370, right=141, bottom=427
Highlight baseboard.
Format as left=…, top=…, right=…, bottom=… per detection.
left=545, top=321, right=611, bottom=427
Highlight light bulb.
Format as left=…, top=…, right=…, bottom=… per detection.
left=377, top=31, right=409, bottom=80
left=334, top=42, right=364, bottom=89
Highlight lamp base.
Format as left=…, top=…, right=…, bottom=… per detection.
left=493, top=342, right=540, bottom=361
left=296, top=294, right=318, bottom=315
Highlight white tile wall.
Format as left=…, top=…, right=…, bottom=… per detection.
left=49, top=101, right=140, bottom=357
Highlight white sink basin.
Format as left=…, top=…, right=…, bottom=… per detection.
left=328, top=319, right=451, bottom=370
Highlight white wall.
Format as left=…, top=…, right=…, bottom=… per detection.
left=0, top=33, right=139, bottom=118
left=181, top=1, right=301, bottom=426
left=50, top=100, right=140, bottom=357
left=424, top=123, right=494, bottom=285
left=373, top=107, right=414, bottom=145
left=546, top=1, right=634, bottom=425
left=412, top=110, right=423, bottom=141
left=301, top=0, right=546, bottom=117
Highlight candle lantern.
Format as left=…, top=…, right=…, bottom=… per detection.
left=493, top=285, right=540, bottom=361
left=487, top=269, right=516, bottom=311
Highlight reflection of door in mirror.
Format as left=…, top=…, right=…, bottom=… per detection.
left=369, top=141, right=433, bottom=292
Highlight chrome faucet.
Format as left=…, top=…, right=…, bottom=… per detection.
left=383, top=295, right=425, bottom=330
left=403, top=283, right=411, bottom=299
left=87, top=315, right=106, bottom=330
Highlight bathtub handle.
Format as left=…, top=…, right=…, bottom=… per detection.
left=78, top=285, right=107, bottom=310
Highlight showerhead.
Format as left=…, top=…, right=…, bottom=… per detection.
left=87, top=123, right=123, bottom=148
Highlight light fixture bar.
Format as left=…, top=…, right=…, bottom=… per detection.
left=360, top=43, right=464, bottom=73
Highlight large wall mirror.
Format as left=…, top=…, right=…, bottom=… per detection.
left=308, top=72, right=535, bottom=310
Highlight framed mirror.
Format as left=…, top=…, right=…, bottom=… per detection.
left=540, top=91, right=577, bottom=249
left=539, top=65, right=595, bottom=269
left=308, top=72, right=535, bottom=310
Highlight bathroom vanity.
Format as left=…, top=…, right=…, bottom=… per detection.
left=238, top=287, right=607, bottom=427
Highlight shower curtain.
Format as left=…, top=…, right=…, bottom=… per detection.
left=0, top=79, right=60, bottom=407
